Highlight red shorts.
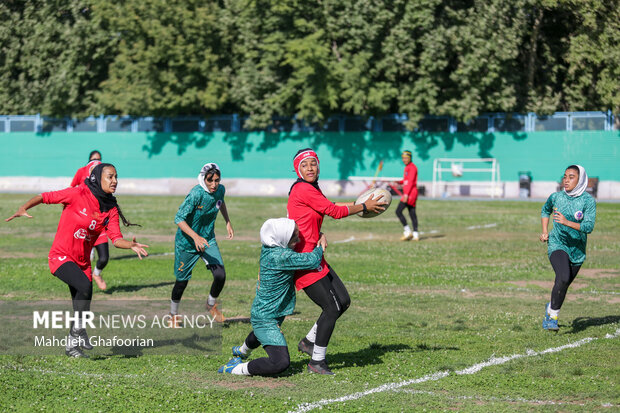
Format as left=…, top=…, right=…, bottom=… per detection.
left=94, top=231, right=108, bottom=246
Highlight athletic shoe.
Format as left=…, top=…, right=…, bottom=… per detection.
left=307, top=359, right=334, bottom=375
left=232, top=345, right=248, bottom=360
left=92, top=274, right=107, bottom=291
left=413, top=231, right=419, bottom=241
left=298, top=338, right=314, bottom=357
left=218, top=357, right=242, bottom=373
left=546, top=316, right=559, bottom=331
left=70, top=326, right=93, bottom=350
left=400, top=233, right=413, bottom=241
left=206, top=303, right=226, bottom=322
left=542, top=303, right=559, bottom=331
left=166, top=313, right=183, bottom=328
left=65, top=346, right=89, bottom=358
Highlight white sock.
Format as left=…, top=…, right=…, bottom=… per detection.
left=170, top=300, right=180, bottom=315
left=90, top=248, right=95, bottom=262
left=231, top=362, right=251, bottom=375
left=413, top=231, right=419, bottom=239
left=93, top=267, right=102, bottom=276
left=312, top=345, right=327, bottom=362
left=306, top=323, right=318, bottom=343
left=66, top=333, right=79, bottom=350
left=548, top=304, right=560, bottom=318
left=207, top=295, right=217, bottom=306
left=403, top=225, right=412, bottom=234
left=74, top=314, right=83, bottom=330
left=239, top=342, right=252, bottom=356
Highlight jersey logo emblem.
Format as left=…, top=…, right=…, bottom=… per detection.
left=58, top=256, right=67, bottom=261
left=216, top=200, right=223, bottom=209
left=197, top=206, right=204, bottom=209
left=317, top=265, right=323, bottom=272
left=574, top=210, right=584, bottom=221
left=79, top=208, right=88, bottom=216
left=74, top=228, right=87, bottom=239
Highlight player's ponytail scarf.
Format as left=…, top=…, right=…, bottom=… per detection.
left=565, top=164, right=588, bottom=197
left=260, top=218, right=296, bottom=248
left=198, top=163, right=220, bottom=193
left=86, top=163, right=139, bottom=227
left=289, top=148, right=321, bottom=194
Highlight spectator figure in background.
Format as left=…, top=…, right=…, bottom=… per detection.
left=395, top=150, right=419, bottom=241
left=540, top=164, right=596, bottom=331
left=71, top=150, right=108, bottom=290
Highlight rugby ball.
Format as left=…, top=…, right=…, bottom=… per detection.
left=355, top=188, right=392, bottom=218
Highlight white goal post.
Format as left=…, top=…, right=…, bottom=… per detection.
left=431, top=158, right=502, bottom=198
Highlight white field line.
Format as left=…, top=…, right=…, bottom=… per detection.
left=333, top=234, right=374, bottom=244
left=290, top=328, right=620, bottom=413
left=393, top=389, right=618, bottom=408
left=466, top=223, right=497, bottom=230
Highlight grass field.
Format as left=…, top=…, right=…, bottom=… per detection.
left=0, top=193, right=618, bottom=412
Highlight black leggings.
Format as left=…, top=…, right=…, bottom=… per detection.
left=549, top=250, right=581, bottom=311
left=95, top=243, right=109, bottom=270
left=171, top=264, right=226, bottom=301
left=54, top=262, right=93, bottom=314
left=247, top=345, right=290, bottom=376
left=303, top=267, right=350, bottom=347
left=395, top=201, right=418, bottom=231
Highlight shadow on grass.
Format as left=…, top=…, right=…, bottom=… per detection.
left=567, top=315, right=620, bottom=334
left=103, top=281, right=175, bottom=294
left=281, top=343, right=413, bottom=376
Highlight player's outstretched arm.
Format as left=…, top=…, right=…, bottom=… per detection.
left=113, top=237, right=149, bottom=259
left=5, top=195, right=43, bottom=222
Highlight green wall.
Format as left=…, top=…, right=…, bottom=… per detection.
left=2, top=131, right=619, bottom=181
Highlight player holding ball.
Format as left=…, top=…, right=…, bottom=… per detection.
left=287, top=148, right=385, bottom=374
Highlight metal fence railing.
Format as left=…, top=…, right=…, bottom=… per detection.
left=0, top=111, right=615, bottom=134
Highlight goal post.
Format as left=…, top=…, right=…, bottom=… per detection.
left=431, top=158, right=502, bottom=198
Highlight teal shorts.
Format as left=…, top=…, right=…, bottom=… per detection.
left=251, top=316, right=286, bottom=347
left=174, top=241, right=223, bottom=281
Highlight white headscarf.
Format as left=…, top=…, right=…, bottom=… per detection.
left=565, top=165, right=588, bottom=197
left=260, top=218, right=296, bottom=248
left=198, top=163, right=220, bottom=193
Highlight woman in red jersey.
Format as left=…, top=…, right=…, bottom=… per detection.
left=395, top=150, right=419, bottom=241
left=71, top=150, right=108, bottom=290
left=287, top=148, right=385, bottom=374
left=6, top=163, right=149, bottom=358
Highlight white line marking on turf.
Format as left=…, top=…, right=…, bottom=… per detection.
left=290, top=328, right=620, bottom=413
left=466, top=223, right=497, bottom=230
left=393, top=389, right=618, bottom=407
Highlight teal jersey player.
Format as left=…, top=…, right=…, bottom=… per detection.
left=540, top=165, right=596, bottom=332
left=218, top=218, right=326, bottom=377
left=168, top=163, right=234, bottom=325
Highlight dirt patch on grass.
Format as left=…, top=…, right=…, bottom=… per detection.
left=579, top=269, right=619, bottom=279
left=200, top=374, right=295, bottom=390
left=0, top=250, right=40, bottom=259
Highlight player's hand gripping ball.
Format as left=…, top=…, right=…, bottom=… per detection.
left=355, top=188, right=392, bottom=218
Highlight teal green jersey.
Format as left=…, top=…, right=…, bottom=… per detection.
left=174, top=184, right=225, bottom=251
left=251, top=246, right=323, bottom=322
left=541, top=191, right=596, bottom=264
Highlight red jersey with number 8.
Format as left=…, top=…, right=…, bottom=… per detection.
left=42, top=186, right=123, bottom=280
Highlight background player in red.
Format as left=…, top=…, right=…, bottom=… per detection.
left=395, top=150, right=419, bottom=241
left=6, top=163, right=149, bottom=358
left=71, top=150, right=108, bottom=290
left=287, top=148, right=385, bottom=374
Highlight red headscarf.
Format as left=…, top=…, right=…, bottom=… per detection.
left=293, top=149, right=319, bottom=179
